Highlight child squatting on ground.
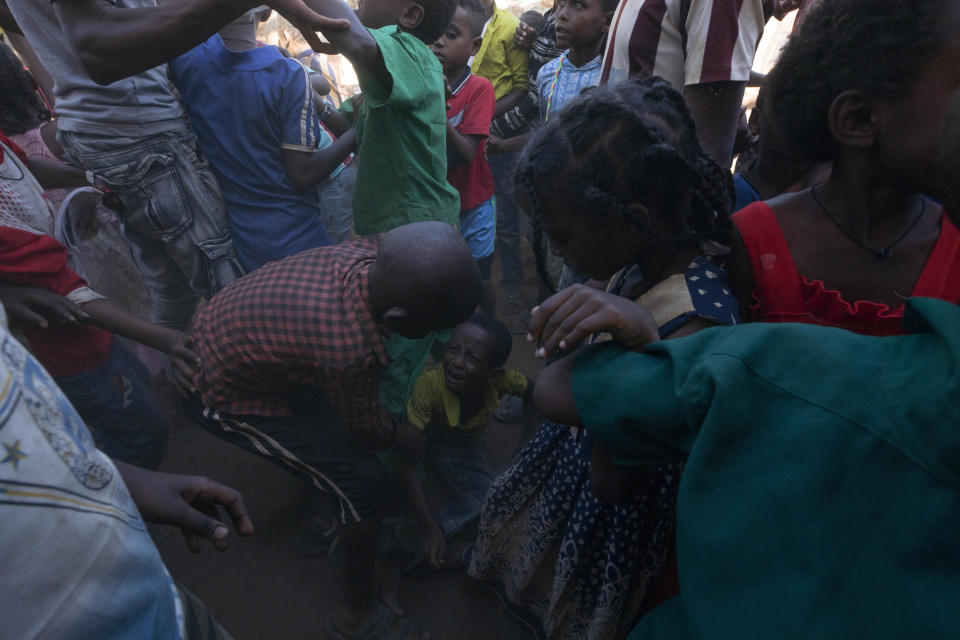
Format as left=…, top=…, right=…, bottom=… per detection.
left=398, top=314, right=533, bottom=568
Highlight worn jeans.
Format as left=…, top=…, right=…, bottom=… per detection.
left=54, top=341, right=168, bottom=469
left=59, top=129, right=244, bottom=329
left=317, top=162, right=357, bottom=243
left=425, top=428, right=494, bottom=538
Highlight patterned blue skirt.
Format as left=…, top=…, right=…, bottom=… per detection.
left=468, top=420, right=680, bottom=639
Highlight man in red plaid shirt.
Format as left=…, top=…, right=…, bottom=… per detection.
left=186, top=222, right=480, bottom=636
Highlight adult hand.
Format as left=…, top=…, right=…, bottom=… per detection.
left=393, top=422, right=427, bottom=461
left=527, top=284, right=660, bottom=358
left=265, top=0, right=350, bottom=51
left=0, top=285, right=90, bottom=329
left=513, top=22, right=537, bottom=50
left=163, top=331, right=200, bottom=397
left=422, top=521, right=447, bottom=568
left=116, top=462, right=255, bottom=553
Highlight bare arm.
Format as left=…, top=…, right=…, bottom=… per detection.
left=486, top=132, right=530, bottom=156
left=25, top=156, right=87, bottom=190
left=493, top=87, right=526, bottom=119
left=684, top=81, right=746, bottom=166
left=51, top=0, right=348, bottom=85
left=446, top=126, right=482, bottom=166
left=81, top=298, right=199, bottom=393
left=322, top=108, right=353, bottom=136
left=300, top=0, right=392, bottom=93
left=282, top=128, right=356, bottom=191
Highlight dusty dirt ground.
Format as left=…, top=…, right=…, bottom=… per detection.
left=153, top=255, right=546, bottom=640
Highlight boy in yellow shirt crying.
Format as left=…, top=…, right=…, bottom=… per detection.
left=398, top=314, right=533, bottom=566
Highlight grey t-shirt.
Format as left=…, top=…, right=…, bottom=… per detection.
left=6, top=0, right=185, bottom=136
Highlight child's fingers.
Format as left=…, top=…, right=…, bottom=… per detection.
left=193, top=480, right=255, bottom=538
left=527, top=287, right=577, bottom=344
left=536, top=303, right=598, bottom=358
left=534, top=287, right=597, bottom=355
left=12, top=303, right=50, bottom=328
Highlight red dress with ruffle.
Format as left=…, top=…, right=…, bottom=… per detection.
left=732, top=202, right=960, bottom=336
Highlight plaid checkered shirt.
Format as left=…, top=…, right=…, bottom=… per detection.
left=191, top=238, right=396, bottom=450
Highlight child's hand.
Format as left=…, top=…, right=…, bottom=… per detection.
left=513, top=22, right=537, bottom=50
left=115, top=461, right=254, bottom=553
left=164, top=331, right=201, bottom=398
left=0, top=285, right=90, bottom=329
left=527, top=284, right=660, bottom=358
left=486, top=135, right=506, bottom=156
left=423, top=521, right=447, bottom=568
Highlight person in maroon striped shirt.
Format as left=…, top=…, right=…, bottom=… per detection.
left=600, top=0, right=769, bottom=165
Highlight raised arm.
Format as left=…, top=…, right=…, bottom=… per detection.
left=283, top=128, right=356, bottom=191
left=51, top=0, right=348, bottom=85
left=299, top=0, right=392, bottom=91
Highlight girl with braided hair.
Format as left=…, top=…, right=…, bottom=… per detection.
left=467, top=76, right=738, bottom=640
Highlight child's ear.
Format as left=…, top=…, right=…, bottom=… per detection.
left=471, top=35, right=483, bottom=56
left=399, top=1, right=425, bottom=29
left=828, top=89, right=878, bottom=150
left=622, top=202, right=650, bottom=232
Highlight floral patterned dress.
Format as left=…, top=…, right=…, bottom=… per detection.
left=468, top=256, right=739, bottom=639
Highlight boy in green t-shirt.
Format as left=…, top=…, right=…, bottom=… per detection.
left=305, top=0, right=460, bottom=236
left=397, top=315, right=534, bottom=567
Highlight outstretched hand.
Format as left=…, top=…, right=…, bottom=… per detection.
left=0, top=285, right=90, bottom=329
left=527, top=284, right=660, bottom=358
left=423, top=522, right=447, bottom=568
left=116, top=462, right=254, bottom=553
left=266, top=0, right=350, bottom=52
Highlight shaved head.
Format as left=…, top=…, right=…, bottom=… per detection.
left=372, top=222, right=481, bottom=337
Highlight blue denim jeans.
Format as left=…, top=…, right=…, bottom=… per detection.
left=425, top=428, right=493, bottom=538
left=317, top=162, right=357, bottom=244
left=54, top=341, right=168, bottom=469
left=59, top=129, right=244, bottom=329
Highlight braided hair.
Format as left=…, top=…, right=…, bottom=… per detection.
left=0, top=43, right=51, bottom=135
left=765, top=0, right=947, bottom=163
left=516, top=76, right=733, bottom=291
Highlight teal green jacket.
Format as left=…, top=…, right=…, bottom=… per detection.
left=573, top=298, right=960, bottom=639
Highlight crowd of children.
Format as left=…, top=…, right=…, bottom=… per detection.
left=2, top=0, right=960, bottom=638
